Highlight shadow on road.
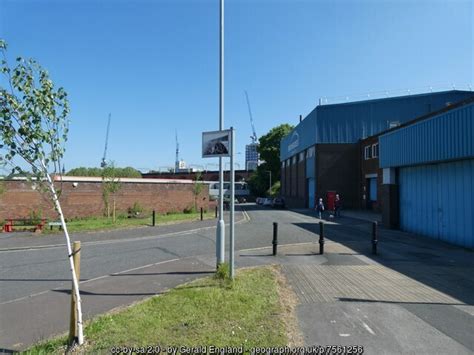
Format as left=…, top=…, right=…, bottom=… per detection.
left=338, top=297, right=467, bottom=306
left=52, top=289, right=163, bottom=297
left=293, top=220, right=474, bottom=306
left=110, top=271, right=214, bottom=276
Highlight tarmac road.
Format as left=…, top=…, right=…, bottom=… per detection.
left=0, top=205, right=318, bottom=304
left=1, top=204, right=473, bottom=354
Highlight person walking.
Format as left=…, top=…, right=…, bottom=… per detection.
left=316, top=198, right=325, bottom=219
left=334, top=194, right=342, bottom=217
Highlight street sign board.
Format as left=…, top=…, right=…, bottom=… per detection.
left=202, top=130, right=231, bottom=158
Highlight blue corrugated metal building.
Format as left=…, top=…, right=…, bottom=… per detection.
left=379, top=100, right=474, bottom=248
left=280, top=90, right=474, bottom=248
left=280, top=90, right=474, bottom=212
left=281, top=90, right=474, bottom=160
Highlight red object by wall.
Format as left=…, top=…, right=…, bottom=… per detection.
left=326, top=191, right=336, bottom=211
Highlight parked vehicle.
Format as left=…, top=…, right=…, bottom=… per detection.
left=272, top=197, right=285, bottom=209
left=263, top=198, right=273, bottom=206
left=256, top=197, right=264, bottom=205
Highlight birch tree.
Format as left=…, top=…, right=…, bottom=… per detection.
left=0, top=39, right=84, bottom=344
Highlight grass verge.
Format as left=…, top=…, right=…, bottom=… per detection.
left=27, top=266, right=297, bottom=353
left=42, top=211, right=215, bottom=234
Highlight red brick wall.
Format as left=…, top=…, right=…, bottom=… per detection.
left=360, top=136, right=383, bottom=212
left=0, top=180, right=210, bottom=220
left=290, top=157, right=297, bottom=197
left=297, top=160, right=306, bottom=200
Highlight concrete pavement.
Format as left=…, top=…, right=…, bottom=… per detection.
left=1, top=205, right=473, bottom=354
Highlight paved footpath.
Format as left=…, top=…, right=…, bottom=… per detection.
left=1, top=207, right=474, bottom=354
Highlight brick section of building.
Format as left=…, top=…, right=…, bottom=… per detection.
left=380, top=183, right=399, bottom=229
left=291, top=156, right=297, bottom=197
left=0, top=179, right=210, bottom=220
left=360, top=136, right=383, bottom=212
left=297, top=156, right=306, bottom=200
left=316, top=144, right=359, bottom=209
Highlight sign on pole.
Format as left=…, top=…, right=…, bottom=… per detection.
left=202, top=130, right=231, bottom=158
left=202, top=128, right=235, bottom=279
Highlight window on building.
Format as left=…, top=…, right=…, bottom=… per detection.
left=292, top=156, right=297, bottom=165
left=389, top=121, right=400, bottom=129
left=281, top=162, right=285, bottom=169
left=306, top=146, right=315, bottom=158
left=299, top=152, right=305, bottom=162
left=364, top=146, right=372, bottom=160
left=372, top=143, right=379, bottom=158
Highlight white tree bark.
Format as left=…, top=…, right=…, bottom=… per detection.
left=42, top=164, right=84, bottom=344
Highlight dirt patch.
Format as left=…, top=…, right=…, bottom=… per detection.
left=271, top=264, right=304, bottom=347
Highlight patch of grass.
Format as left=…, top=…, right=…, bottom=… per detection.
left=42, top=211, right=215, bottom=234
left=27, top=267, right=288, bottom=353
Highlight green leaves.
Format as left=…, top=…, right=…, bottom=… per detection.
left=247, top=124, right=294, bottom=197
left=0, top=38, right=70, bottom=188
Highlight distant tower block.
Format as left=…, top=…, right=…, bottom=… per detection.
left=245, top=143, right=259, bottom=171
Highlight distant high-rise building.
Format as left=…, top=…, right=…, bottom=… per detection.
left=245, top=143, right=259, bottom=171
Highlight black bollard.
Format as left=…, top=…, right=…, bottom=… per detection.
left=215, top=205, right=218, bottom=218
left=200, top=207, right=203, bottom=221
left=372, top=221, right=378, bottom=255
left=319, top=221, right=325, bottom=255
left=272, top=222, right=278, bottom=256
left=152, top=210, right=156, bottom=227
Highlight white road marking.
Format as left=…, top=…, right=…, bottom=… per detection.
left=339, top=334, right=351, bottom=337
left=362, top=321, right=376, bottom=335
left=0, top=257, right=183, bottom=305
left=0, top=214, right=249, bottom=253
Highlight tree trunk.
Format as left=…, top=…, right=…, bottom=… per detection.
left=43, top=165, right=84, bottom=345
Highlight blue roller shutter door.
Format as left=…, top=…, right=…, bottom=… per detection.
left=399, top=159, right=474, bottom=248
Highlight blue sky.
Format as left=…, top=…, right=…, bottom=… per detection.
left=1, top=0, right=472, bottom=172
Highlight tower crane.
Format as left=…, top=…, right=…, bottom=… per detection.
left=245, top=90, right=258, bottom=144
left=175, top=129, right=180, bottom=173
left=100, top=113, right=111, bottom=168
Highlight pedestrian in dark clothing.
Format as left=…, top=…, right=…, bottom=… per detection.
left=316, top=198, right=325, bottom=219
left=334, top=194, right=342, bottom=217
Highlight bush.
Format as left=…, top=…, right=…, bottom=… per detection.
left=183, top=206, right=195, bottom=214
left=29, top=209, right=43, bottom=224
left=128, top=202, right=144, bottom=218
left=214, top=262, right=233, bottom=288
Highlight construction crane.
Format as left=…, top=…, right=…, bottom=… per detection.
left=175, top=129, right=179, bottom=173
left=245, top=90, right=258, bottom=143
left=100, top=113, right=111, bottom=168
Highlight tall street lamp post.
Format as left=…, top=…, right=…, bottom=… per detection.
left=216, top=0, right=225, bottom=267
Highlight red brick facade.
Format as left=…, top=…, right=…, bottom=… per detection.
left=359, top=136, right=383, bottom=212
left=0, top=179, right=210, bottom=220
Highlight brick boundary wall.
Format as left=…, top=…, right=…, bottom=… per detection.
left=0, top=179, right=211, bottom=220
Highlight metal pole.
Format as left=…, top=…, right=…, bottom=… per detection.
left=152, top=210, right=156, bottom=227
left=319, top=221, right=324, bottom=254
left=372, top=221, right=378, bottom=255
left=229, top=127, right=235, bottom=279
left=200, top=207, right=203, bottom=221
left=272, top=222, right=278, bottom=256
left=216, top=0, right=225, bottom=267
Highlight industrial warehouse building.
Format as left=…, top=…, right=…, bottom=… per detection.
left=280, top=90, right=474, bottom=248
